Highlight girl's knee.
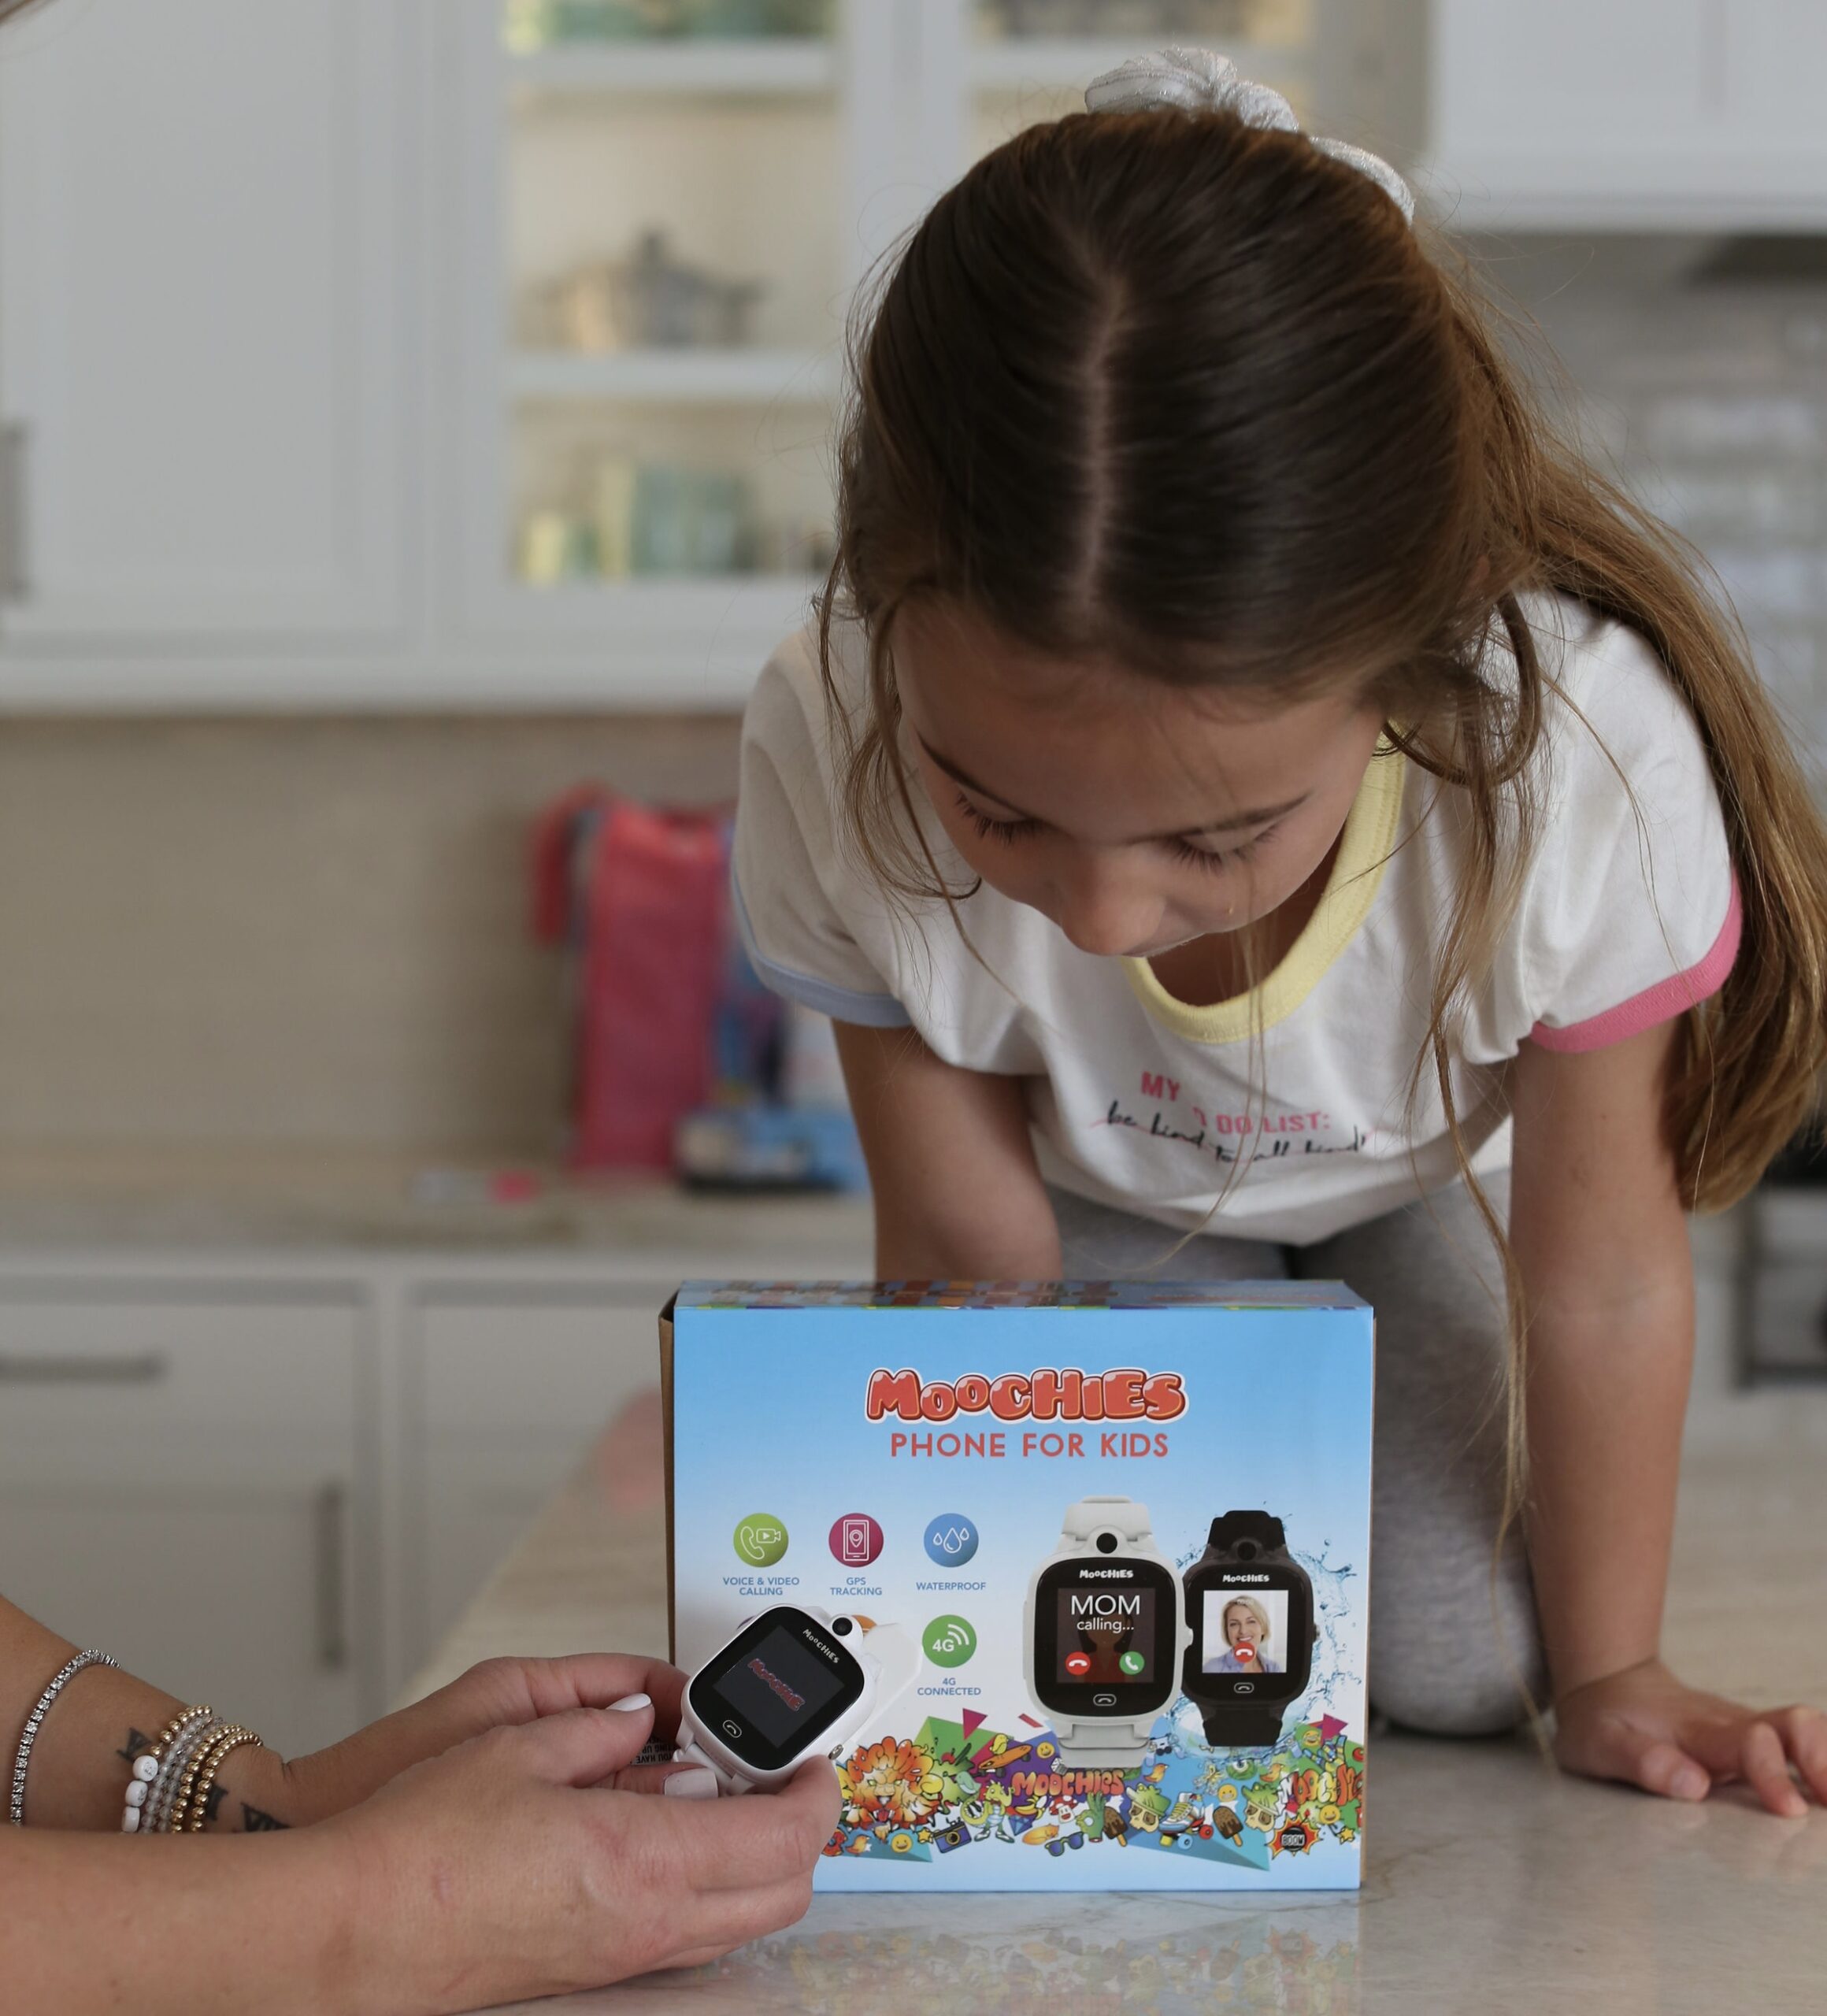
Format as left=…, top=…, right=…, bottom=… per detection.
left=1369, top=1641, right=1545, bottom=1737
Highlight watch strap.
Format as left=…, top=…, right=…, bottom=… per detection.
left=676, top=1732, right=751, bottom=1796
left=1200, top=1704, right=1288, bottom=1750
left=1206, top=1510, right=1287, bottom=1555
left=1051, top=1733, right=1151, bottom=1771
left=862, top=1621, right=922, bottom=1712
left=1062, top=1495, right=1157, bottom=1549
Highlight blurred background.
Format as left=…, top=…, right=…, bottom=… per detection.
left=0, top=0, right=1823, bottom=1758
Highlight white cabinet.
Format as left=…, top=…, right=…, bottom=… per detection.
left=0, top=0, right=413, bottom=666
left=0, top=1285, right=372, bottom=1758
left=404, top=1286, right=669, bottom=1669
left=1425, top=0, right=1827, bottom=229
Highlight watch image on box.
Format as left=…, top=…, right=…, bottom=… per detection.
left=1023, top=1495, right=1188, bottom=1772
left=1181, top=1510, right=1317, bottom=1750
left=675, top=1605, right=921, bottom=1795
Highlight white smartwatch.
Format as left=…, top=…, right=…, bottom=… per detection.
left=675, top=1604, right=921, bottom=1796
left=1023, top=1495, right=1189, bottom=1772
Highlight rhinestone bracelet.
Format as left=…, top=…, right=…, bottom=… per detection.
left=147, top=1714, right=223, bottom=1834
left=9, top=1650, right=120, bottom=1826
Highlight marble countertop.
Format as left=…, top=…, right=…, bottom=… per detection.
left=0, top=1143, right=873, bottom=1258
left=406, top=1408, right=1827, bottom=2015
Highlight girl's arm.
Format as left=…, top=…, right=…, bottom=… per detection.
left=1510, top=1021, right=1827, bottom=1814
left=833, top=1021, right=1062, bottom=1277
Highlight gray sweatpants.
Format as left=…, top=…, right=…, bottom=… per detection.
left=1049, top=1175, right=1549, bottom=1736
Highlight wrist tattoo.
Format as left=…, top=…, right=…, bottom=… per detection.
left=202, top=1781, right=229, bottom=1825
left=117, top=1728, right=156, bottom=1763
left=239, top=1802, right=291, bottom=1833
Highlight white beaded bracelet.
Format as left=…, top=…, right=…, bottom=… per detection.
left=122, top=1707, right=213, bottom=1835
left=10, top=1650, right=120, bottom=1827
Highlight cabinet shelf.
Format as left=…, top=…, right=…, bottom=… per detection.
left=508, top=347, right=842, bottom=404
left=967, top=37, right=1306, bottom=96
left=508, top=39, right=836, bottom=98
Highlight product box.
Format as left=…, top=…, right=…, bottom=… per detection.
left=661, top=1280, right=1373, bottom=1892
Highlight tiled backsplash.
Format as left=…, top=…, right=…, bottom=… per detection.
left=0, top=713, right=738, bottom=1151
left=1477, top=233, right=1827, bottom=775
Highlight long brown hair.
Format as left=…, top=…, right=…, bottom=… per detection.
left=817, top=105, right=1827, bottom=1609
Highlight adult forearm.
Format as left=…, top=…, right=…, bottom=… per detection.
left=1523, top=1287, right=1692, bottom=1701
left=2, top=1599, right=293, bottom=1833
left=0, top=1827, right=385, bottom=2016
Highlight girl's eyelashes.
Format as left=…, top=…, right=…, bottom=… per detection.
left=953, top=792, right=1038, bottom=845
left=1173, top=826, right=1277, bottom=873
left=952, top=791, right=1277, bottom=868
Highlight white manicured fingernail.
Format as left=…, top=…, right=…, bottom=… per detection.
left=663, top=1767, right=720, bottom=1800
left=607, top=1692, right=652, bottom=1714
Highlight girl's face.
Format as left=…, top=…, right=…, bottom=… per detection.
left=1225, top=1603, right=1264, bottom=1647
left=895, top=602, right=1387, bottom=961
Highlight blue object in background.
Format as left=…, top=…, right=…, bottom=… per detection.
left=673, top=1102, right=867, bottom=1192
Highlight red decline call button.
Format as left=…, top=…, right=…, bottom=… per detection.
left=1235, top=1644, right=1255, bottom=1663
left=1065, top=1652, right=1092, bottom=1677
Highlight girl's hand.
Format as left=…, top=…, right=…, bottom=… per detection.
left=1555, top=1658, right=1827, bottom=1816
left=267, top=1655, right=694, bottom=1826
left=323, top=1695, right=837, bottom=2008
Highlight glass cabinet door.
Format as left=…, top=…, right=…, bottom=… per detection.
left=451, top=0, right=905, bottom=695
left=960, top=1, right=1321, bottom=170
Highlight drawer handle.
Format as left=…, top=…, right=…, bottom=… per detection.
left=315, top=1481, right=349, bottom=1673
left=0, top=1352, right=169, bottom=1385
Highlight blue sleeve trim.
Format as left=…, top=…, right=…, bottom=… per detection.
left=730, top=869, right=912, bottom=1029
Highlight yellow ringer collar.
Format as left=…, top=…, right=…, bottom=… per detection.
left=1121, top=739, right=1406, bottom=1046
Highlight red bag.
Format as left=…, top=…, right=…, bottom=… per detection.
left=535, top=795, right=732, bottom=1169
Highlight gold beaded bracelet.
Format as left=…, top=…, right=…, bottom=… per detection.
left=172, top=1721, right=258, bottom=1834
left=183, top=1727, right=263, bottom=1834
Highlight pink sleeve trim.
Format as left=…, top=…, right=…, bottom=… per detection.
left=1527, top=877, right=1741, bottom=1055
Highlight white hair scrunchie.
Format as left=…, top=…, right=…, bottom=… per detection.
left=1084, top=46, right=1415, bottom=227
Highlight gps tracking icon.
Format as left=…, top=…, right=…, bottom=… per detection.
left=923, top=1513, right=980, bottom=1567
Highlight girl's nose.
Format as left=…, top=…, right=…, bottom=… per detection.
left=1054, top=857, right=1161, bottom=960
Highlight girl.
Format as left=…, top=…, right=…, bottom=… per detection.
left=734, top=49, right=1827, bottom=1815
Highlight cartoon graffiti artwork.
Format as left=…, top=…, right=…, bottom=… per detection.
left=824, top=1708, right=1366, bottom=1866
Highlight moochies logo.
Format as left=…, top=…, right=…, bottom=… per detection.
left=866, top=1366, right=1186, bottom=1425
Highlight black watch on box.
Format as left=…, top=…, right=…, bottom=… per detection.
left=1180, top=1510, right=1317, bottom=1750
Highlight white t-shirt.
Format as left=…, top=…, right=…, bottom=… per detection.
left=732, top=595, right=1738, bottom=1243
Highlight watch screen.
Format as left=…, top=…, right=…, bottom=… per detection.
left=689, top=1607, right=866, bottom=1775
left=1182, top=1562, right=1311, bottom=1704
left=1056, top=1584, right=1158, bottom=1684
left=1201, top=1588, right=1288, bottom=1675
left=1032, top=1558, right=1178, bottom=1720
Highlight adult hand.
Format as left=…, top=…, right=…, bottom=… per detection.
left=247, top=1655, right=696, bottom=1828
left=321, top=1696, right=838, bottom=2010
left=1555, top=1657, right=1827, bottom=1817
